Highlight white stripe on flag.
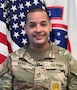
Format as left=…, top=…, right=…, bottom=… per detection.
left=0, top=43, right=9, bottom=57
left=68, top=0, right=77, bottom=60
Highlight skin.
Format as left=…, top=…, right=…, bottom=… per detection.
left=24, top=10, right=52, bottom=52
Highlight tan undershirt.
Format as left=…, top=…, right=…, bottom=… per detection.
left=28, top=44, right=51, bottom=61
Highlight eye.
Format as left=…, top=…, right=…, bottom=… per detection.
left=41, top=23, right=47, bottom=27
left=41, top=22, right=47, bottom=27
left=29, top=23, right=36, bottom=28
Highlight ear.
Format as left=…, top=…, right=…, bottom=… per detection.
left=24, top=24, right=27, bottom=34
left=49, top=22, right=52, bottom=32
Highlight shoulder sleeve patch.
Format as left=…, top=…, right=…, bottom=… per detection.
left=0, top=63, right=4, bottom=72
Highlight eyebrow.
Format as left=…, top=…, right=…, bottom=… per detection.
left=29, top=20, right=47, bottom=24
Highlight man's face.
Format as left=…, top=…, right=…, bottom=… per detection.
left=24, top=11, right=52, bottom=47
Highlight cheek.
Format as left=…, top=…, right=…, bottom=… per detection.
left=26, top=29, right=33, bottom=37
left=28, top=28, right=36, bottom=34
left=25, top=27, right=30, bottom=34
left=45, top=27, right=51, bottom=34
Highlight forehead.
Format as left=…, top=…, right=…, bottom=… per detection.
left=27, top=11, right=49, bottom=22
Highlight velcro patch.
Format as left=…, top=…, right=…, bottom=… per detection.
left=0, top=63, right=3, bottom=72
left=51, top=81, right=61, bottom=90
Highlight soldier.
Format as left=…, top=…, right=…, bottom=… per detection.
left=0, top=7, right=77, bottom=90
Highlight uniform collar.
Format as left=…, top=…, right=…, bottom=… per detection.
left=24, top=42, right=56, bottom=62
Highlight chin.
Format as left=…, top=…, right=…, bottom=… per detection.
left=35, top=41, right=45, bottom=44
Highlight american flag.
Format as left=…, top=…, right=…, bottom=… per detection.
left=0, top=0, right=12, bottom=64
left=0, top=0, right=72, bottom=64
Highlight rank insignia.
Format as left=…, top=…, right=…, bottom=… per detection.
left=51, top=81, right=61, bottom=90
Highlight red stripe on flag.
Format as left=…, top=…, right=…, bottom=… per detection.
left=0, top=32, right=12, bottom=53
left=0, top=54, right=7, bottom=64
left=7, top=41, right=12, bottom=53
left=0, top=32, right=8, bottom=45
left=52, top=24, right=68, bottom=30
left=67, top=39, right=71, bottom=52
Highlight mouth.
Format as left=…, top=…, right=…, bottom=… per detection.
left=33, top=35, right=44, bottom=40
left=33, top=32, right=46, bottom=39
left=32, top=32, right=46, bottom=40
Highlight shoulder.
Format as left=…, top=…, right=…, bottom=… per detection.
left=0, top=44, right=29, bottom=75
left=50, top=42, right=77, bottom=74
left=50, top=42, right=68, bottom=54
left=9, top=44, right=28, bottom=58
left=50, top=42, right=75, bottom=61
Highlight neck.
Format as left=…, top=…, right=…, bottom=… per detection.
left=29, top=42, right=50, bottom=52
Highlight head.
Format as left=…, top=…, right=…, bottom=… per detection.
left=24, top=7, right=52, bottom=50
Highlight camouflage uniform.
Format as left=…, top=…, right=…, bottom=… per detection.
left=0, top=42, right=77, bottom=90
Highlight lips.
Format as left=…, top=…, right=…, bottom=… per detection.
left=34, top=35, right=44, bottom=40
left=32, top=32, right=46, bottom=40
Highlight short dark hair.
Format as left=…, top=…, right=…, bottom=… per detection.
left=25, top=7, right=50, bottom=24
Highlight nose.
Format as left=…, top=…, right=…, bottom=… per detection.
left=36, top=24, right=42, bottom=32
